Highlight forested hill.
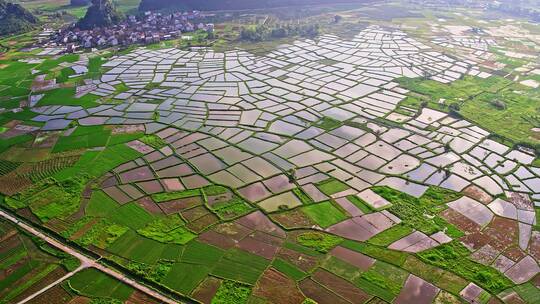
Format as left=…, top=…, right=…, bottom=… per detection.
left=0, top=0, right=38, bottom=36
left=139, top=0, right=375, bottom=12
left=76, top=0, right=123, bottom=30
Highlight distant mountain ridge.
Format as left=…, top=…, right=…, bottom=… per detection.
left=76, top=0, right=123, bottom=30
left=139, top=0, right=376, bottom=12
left=0, top=0, right=38, bottom=36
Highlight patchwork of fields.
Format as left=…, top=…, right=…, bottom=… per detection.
left=1, top=2, right=540, bottom=304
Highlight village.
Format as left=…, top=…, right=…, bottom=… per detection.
left=46, top=10, right=215, bottom=51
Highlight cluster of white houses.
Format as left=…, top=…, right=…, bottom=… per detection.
left=49, top=11, right=214, bottom=51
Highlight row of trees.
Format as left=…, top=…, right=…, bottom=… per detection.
left=240, top=23, right=320, bottom=42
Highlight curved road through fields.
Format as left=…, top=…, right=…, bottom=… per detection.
left=0, top=210, right=181, bottom=304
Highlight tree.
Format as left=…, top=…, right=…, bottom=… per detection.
left=334, top=15, right=343, bottom=23
left=448, top=102, right=463, bottom=119
left=422, top=69, right=432, bottom=80
left=444, top=142, right=451, bottom=152
left=299, top=24, right=320, bottom=38
left=448, top=102, right=460, bottom=113
left=240, top=26, right=262, bottom=41
left=287, top=168, right=296, bottom=183
left=491, top=99, right=507, bottom=110
left=239, top=22, right=319, bottom=42
left=240, top=24, right=270, bottom=41
left=271, top=27, right=288, bottom=38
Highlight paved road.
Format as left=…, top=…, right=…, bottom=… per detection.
left=0, top=210, right=180, bottom=304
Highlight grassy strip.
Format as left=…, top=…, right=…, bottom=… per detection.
left=367, top=224, right=414, bottom=246
left=293, top=188, right=314, bottom=204
left=152, top=189, right=201, bottom=203
left=346, top=195, right=373, bottom=213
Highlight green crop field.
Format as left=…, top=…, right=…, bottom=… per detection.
left=68, top=268, right=134, bottom=300
left=163, top=263, right=210, bottom=294
left=321, top=255, right=364, bottom=283
left=272, top=258, right=307, bottom=281
left=108, top=202, right=154, bottom=230
left=316, top=178, right=350, bottom=196
left=86, top=190, right=120, bottom=217
left=211, top=249, right=270, bottom=284
left=301, top=201, right=348, bottom=228
left=181, top=241, right=225, bottom=266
